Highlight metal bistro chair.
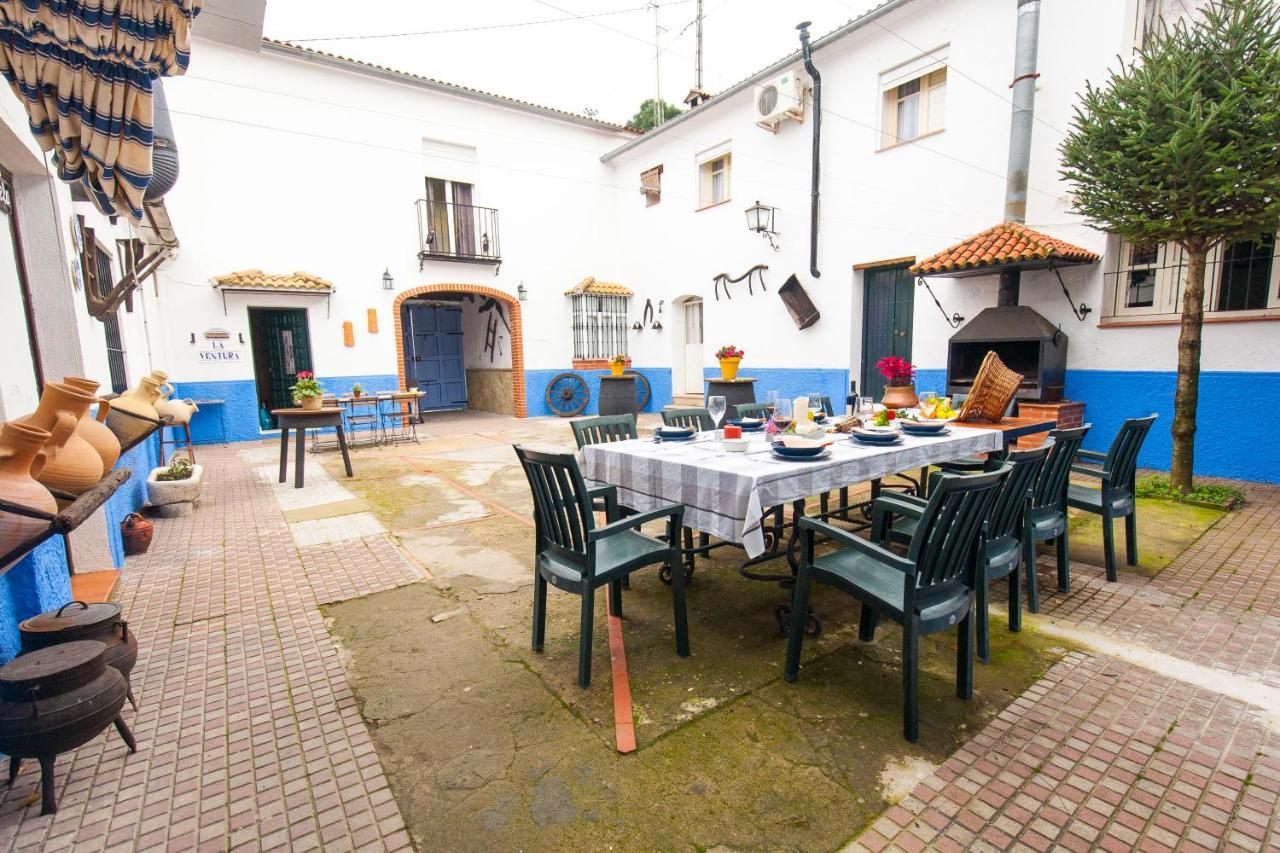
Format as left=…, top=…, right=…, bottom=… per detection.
left=872, top=447, right=1049, bottom=663
left=1024, top=425, right=1090, bottom=612
left=662, top=407, right=715, bottom=431
left=1067, top=414, right=1158, bottom=582
left=514, top=445, right=689, bottom=688
left=785, top=465, right=1010, bottom=742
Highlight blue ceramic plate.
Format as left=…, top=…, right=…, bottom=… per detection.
left=899, top=420, right=947, bottom=433
left=772, top=443, right=828, bottom=457
left=901, top=425, right=951, bottom=437
left=657, top=425, right=695, bottom=437
left=657, top=432, right=696, bottom=442
left=771, top=448, right=832, bottom=462
left=851, top=433, right=904, bottom=447
left=851, top=428, right=900, bottom=443
left=727, top=419, right=765, bottom=431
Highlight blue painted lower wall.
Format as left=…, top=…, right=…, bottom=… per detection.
left=524, top=368, right=673, bottom=418
left=171, top=375, right=400, bottom=444
left=1063, top=370, right=1280, bottom=484
left=0, top=433, right=157, bottom=664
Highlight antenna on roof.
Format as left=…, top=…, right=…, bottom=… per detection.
left=651, top=1, right=665, bottom=127
left=695, top=0, right=704, bottom=90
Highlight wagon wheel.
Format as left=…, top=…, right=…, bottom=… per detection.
left=626, top=371, right=651, bottom=411
left=545, top=372, right=589, bottom=417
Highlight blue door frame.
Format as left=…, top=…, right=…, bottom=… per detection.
left=402, top=301, right=467, bottom=410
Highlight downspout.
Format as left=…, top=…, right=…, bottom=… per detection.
left=1003, top=0, right=1041, bottom=224
left=797, top=22, right=821, bottom=279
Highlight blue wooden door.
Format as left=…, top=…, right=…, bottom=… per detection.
left=403, top=302, right=467, bottom=409
left=860, top=264, right=914, bottom=402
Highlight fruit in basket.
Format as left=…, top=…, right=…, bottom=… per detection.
left=933, top=401, right=957, bottom=419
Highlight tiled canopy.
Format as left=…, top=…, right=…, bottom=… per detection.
left=910, top=221, right=1100, bottom=277
left=563, top=276, right=633, bottom=297
left=213, top=270, right=334, bottom=292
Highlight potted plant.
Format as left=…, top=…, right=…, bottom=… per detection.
left=715, top=345, right=744, bottom=381
left=876, top=356, right=918, bottom=409
left=146, top=455, right=203, bottom=517
left=290, top=371, right=324, bottom=410
left=606, top=354, right=627, bottom=377
left=351, top=383, right=364, bottom=398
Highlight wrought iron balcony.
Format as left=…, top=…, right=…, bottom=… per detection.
left=416, top=199, right=501, bottom=270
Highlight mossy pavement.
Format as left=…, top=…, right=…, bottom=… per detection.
left=317, top=420, right=1223, bottom=851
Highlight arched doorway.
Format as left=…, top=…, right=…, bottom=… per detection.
left=392, top=284, right=526, bottom=417
left=671, top=295, right=704, bottom=396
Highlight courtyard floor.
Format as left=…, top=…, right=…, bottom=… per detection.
left=0, top=411, right=1275, bottom=851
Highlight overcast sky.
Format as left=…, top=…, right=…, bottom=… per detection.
left=261, top=0, right=884, bottom=125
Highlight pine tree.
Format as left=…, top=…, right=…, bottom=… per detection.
left=1059, top=0, right=1280, bottom=491
left=626, top=98, right=683, bottom=131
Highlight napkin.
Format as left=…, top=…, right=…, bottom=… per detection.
left=780, top=436, right=832, bottom=448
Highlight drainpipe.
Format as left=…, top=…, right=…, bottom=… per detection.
left=1003, top=0, right=1041, bottom=224
left=797, top=21, right=821, bottom=279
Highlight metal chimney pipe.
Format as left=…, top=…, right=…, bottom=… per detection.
left=797, top=21, right=821, bottom=279
left=1003, top=0, right=1040, bottom=223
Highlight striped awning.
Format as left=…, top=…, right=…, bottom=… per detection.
left=0, top=1, right=202, bottom=220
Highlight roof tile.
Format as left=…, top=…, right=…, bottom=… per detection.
left=563, top=276, right=633, bottom=297
left=213, top=269, right=334, bottom=291
left=909, top=221, right=1100, bottom=276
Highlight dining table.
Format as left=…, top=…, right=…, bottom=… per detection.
left=579, top=424, right=1003, bottom=562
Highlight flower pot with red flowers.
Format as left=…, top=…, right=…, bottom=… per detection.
left=607, top=354, right=628, bottom=377
left=876, top=356, right=918, bottom=410
left=715, top=345, right=744, bottom=380
left=290, top=372, right=325, bottom=410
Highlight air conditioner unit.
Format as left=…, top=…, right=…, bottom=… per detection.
left=753, top=70, right=804, bottom=131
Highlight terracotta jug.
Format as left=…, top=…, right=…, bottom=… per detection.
left=61, top=377, right=121, bottom=472
left=23, top=381, right=104, bottom=496
left=105, top=374, right=165, bottom=446
left=0, top=422, right=57, bottom=570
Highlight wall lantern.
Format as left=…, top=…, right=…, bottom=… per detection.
left=745, top=200, right=780, bottom=251
left=382, top=268, right=394, bottom=290
left=517, top=282, right=527, bottom=301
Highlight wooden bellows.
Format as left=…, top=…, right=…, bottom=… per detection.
left=958, top=352, right=1024, bottom=423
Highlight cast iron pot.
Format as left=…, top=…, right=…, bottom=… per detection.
left=20, top=601, right=138, bottom=709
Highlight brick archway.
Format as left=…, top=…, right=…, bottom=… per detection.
left=393, top=284, right=526, bottom=418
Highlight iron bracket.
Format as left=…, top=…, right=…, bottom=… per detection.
left=915, top=276, right=964, bottom=328
left=1049, top=259, right=1092, bottom=321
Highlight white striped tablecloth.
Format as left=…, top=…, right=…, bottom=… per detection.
left=579, top=427, right=1003, bottom=558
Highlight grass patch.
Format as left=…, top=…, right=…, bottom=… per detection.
left=1134, top=473, right=1245, bottom=509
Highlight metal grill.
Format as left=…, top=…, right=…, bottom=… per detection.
left=416, top=199, right=501, bottom=265
left=571, top=294, right=629, bottom=360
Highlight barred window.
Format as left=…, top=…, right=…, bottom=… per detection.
left=570, top=293, right=629, bottom=360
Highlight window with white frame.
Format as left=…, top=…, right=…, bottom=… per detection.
left=1103, top=232, right=1280, bottom=321
left=879, top=53, right=947, bottom=149
left=696, top=145, right=731, bottom=208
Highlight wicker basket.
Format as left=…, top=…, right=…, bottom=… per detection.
left=958, top=352, right=1024, bottom=423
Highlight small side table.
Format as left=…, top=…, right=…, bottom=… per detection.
left=598, top=374, right=639, bottom=416
left=704, top=377, right=757, bottom=411
left=272, top=407, right=353, bottom=488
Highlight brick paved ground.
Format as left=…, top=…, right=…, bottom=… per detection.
left=2, top=429, right=1277, bottom=852
left=852, top=480, right=1280, bottom=852
left=0, top=443, right=419, bottom=853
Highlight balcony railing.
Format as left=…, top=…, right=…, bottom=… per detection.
left=416, top=199, right=501, bottom=269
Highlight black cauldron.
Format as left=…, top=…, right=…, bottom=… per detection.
left=20, top=601, right=138, bottom=709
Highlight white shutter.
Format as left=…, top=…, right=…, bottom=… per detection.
left=926, top=69, right=947, bottom=132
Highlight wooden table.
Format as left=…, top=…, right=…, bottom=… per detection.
left=271, top=407, right=353, bottom=488
left=959, top=416, right=1058, bottom=446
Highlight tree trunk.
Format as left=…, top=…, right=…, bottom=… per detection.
left=1170, top=246, right=1207, bottom=494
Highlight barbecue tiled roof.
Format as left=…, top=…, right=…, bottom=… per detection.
left=563, top=277, right=633, bottom=297
left=213, top=270, right=334, bottom=291
left=909, top=221, right=1100, bottom=276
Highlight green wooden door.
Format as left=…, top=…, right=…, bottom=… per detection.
left=249, top=308, right=314, bottom=427
left=860, top=264, right=914, bottom=402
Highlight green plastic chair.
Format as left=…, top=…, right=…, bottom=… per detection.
left=514, top=444, right=689, bottom=688
left=872, top=447, right=1048, bottom=663
left=785, top=464, right=1010, bottom=742
left=1024, top=425, right=1090, bottom=611
left=662, top=407, right=715, bottom=431
left=734, top=402, right=771, bottom=420
left=571, top=413, right=637, bottom=449
left=1067, top=414, right=1157, bottom=582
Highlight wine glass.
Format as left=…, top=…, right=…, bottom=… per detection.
left=772, top=398, right=793, bottom=433
left=708, top=395, right=727, bottom=430
left=856, top=396, right=874, bottom=418
left=807, top=393, right=824, bottom=420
